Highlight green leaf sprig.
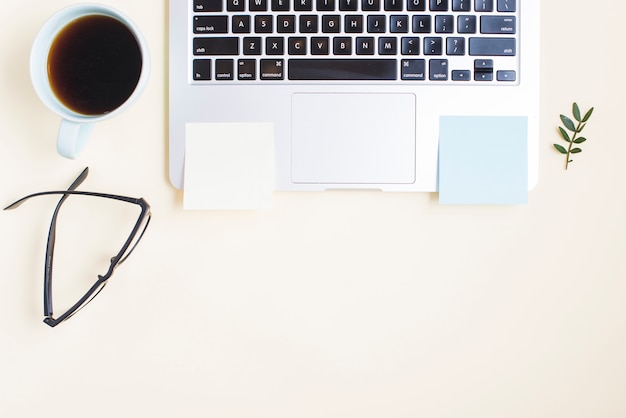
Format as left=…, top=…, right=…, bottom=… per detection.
left=554, top=103, right=594, bottom=170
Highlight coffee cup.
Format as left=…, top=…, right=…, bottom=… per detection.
left=30, top=3, right=150, bottom=159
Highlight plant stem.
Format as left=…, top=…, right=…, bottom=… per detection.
left=565, top=120, right=583, bottom=170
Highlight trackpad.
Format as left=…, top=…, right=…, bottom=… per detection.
left=291, top=93, right=416, bottom=185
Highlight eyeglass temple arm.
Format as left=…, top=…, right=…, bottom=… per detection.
left=44, top=168, right=90, bottom=317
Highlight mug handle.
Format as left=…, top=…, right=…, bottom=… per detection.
left=56, top=119, right=94, bottom=159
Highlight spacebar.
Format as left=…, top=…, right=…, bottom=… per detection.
left=288, top=59, right=397, bottom=80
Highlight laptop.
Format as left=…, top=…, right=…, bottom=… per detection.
left=169, top=0, right=539, bottom=192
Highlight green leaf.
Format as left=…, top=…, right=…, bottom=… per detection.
left=554, top=144, right=568, bottom=154
left=560, top=114, right=577, bottom=132
left=573, top=137, right=587, bottom=144
left=559, top=127, right=571, bottom=142
left=571, top=148, right=583, bottom=154
left=573, top=103, right=581, bottom=122
left=582, top=107, right=595, bottom=122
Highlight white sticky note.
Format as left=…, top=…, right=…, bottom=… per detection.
left=183, top=123, right=274, bottom=210
left=438, top=116, right=528, bottom=205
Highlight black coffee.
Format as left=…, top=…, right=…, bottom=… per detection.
left=48, top=15, right=142, bottom=116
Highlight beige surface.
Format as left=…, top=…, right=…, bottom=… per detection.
left=1, top=1, right=625, bottom=417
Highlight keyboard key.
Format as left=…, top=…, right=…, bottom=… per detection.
left=232, top=15, right=251, bottom=33
left=367, top=15, right=386, bottom=33
left=412, top=16, right=431, bottom=33
left=261, top=59, right=285, bottom=79
left=407, top=0, right=426, bottom=11
left=317, top=0, right=336, bottom=10
left=451, top=69, right=471, bottom=80
left=446, top=37, right=465, bottom=55
left=345, top=15, right=364, bottom=33
left=497, top=0, right=515, bottom=12
left=385, top=0, right=403, bottom=11
left=390, top=15, right=409, bottom=33
left=356, top=37, right=376, bottom=54
left=243, top=37, right=262, bottom=55
left=249, top=0, right=269, bottom=10
left=194, top=16, right=229, bottom=34
left=194, top=37, right=239, bottom=55
left=430, top=0, right=448, bottom=11
left=238, top=59, right=256, bottom=79
left=452, top=0, right=470, bottom=11
left=288, top=59, right=397, bottom=80
left=215, top=59, right=234, bottom=80
left=193, top=59, right=212, bottom=80
left=322, top=15, right=341, bottom=33
left=300, top=15, right=319, bottom=33
left=311, top=37, right=330, bottom=54
left=272, top=0, right=291, bottom=10
left=266, top=37, right=285, bottom=54
left=429, top=59, right=448, bottom=80
left=339, top=0, right=359, bottom=10
left=496, top=70, right=516, bottom=81
left=378, top=37, right=398, bottom=54
left=362, top=0, right=381, bottom=11
left=333, top=37, right=352, bottom=54
left=474, top=0, right=493, bottom=12
left=227, top=0, right=245, bottom=11
left=469, top=37, right=515, bottom=56
left=294, top=0, right=313, bottom=10
left=458, top=15, right=477, bottom=33
left=424, top=37, right=443, bottom=55
left=255, top=15, right=273, bottom=33
left=435, top=15, right=454, bottom=33
left=289, top=37, right=307, bottom=54
left=401, top=59, right=426, bottom=80
left=195, top=0, right=223, bottom=12
left=277, top=15, right=296, bottom=33
left=475, top=71, right=493, bottom=81
left=401, top=37, right=420, bottom=55
left=481, top=16, right=516, bottom=34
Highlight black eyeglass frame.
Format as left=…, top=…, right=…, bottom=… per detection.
left=4, top=168, right=151, bottom=327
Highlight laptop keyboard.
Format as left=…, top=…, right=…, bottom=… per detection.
left=191, top=0, right=520, bottom=84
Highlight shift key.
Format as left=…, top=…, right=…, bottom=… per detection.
left=469, top=38, right=515, bottom=56
left=194, top=37, right=239, bottom=55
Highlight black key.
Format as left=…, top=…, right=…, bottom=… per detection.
left=390, top=15, right=409, bottom=33
left=300, top=15, right=319, bottom=33
left=497, top=0, right=516, bottom=12
left=474, top=0, right=493, bottom=12
left=379, top=37, right=397, bottom=55
left=294, top=0, right=313, bottom=10
left=261, top=59, right=285, bottom=80
left=451, top=69, right=471, bottom=80
left=193, top=59, right=212, bottom=80
left=272, top=0, right=291, bottom=10
left=497, top=70, right=516, bottom=81
left=367, top=15, right=386, bottom=33
left=266, top=37, right=285, bottom=54
left=227, top=0, right=245, bottom=11
left=356, top=37, right=375, bottom=54
left=194, top=0, right=223, bottom=12
left=481, top=16, right=516, bottom=34
left=215, top=59, right=234, bottom=80
left=249, top=0, right=268, bottom=10
left=345, top=15, right=363, bottom=33
left=340, top=0, right=359, bottom=10
left=424, top=37, right=443, bottom=55
left=474, top=58, right=493, bottom=70
left=401, top=59, right=426, bottom=80
left=429, top=59, right=448, bottom=80
left=317, top=0, right=335, bottom=10
left=232, top=15, right=251, bottom=33
left=243, top=37, right=262, bottom=55
left=255, top=15, right=273, bottom=33
left=311, top=37, right=330, bottom=54
left=238, top=59, right=256, bottom=80
left=475, top=71, right=493, bottom=81
left=288, top=59, right=397, bottom=80
left=407, top=0, right=426, bottom=11
left=469, top=38, right=515, bottom=56
left=277, top=15, right=296, bottom=33
left=435, top=15, right=454, bottom=33
left=446, top=37, right=465, bottom=55
left=385, top=0, right=403, bottom=11
left=401, top=37, right=420, bottom=55
left=452, top=0, right=470, bottom=11
left=333, top=37, right=352, bottom=54
left=412, top=16, right=431, bottom=33
left=458, top=15, right=477, bottom=33
left=362, top=0, right=381, bottom=11
left=289, top=37, right=307, bottom=54
left=194, top=16, right=229, bottom=34
left=194, top=37, right=239, bottom=55
left=322, top=15, right=341, bottom=33
left=429, top=0, right=447, bottom=11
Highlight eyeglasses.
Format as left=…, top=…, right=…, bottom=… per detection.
left=4, top=167, right=151, bottom=327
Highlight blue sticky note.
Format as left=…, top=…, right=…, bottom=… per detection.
left=438, top=116, right=528, bottom=205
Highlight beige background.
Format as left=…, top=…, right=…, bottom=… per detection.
left=1, top=1, right=625, bottom=417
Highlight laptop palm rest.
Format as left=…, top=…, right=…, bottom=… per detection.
left=291, top=93, right=416, bottom=186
